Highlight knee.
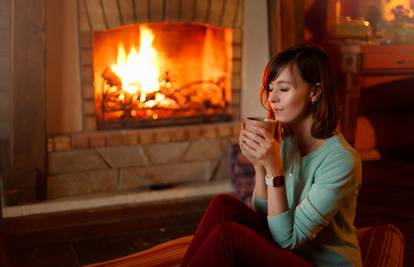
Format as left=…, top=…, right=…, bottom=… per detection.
left=216, top=221, right=238, bottom=233
left=210, top=193, right=240, bottom=210
left=212, top=221, right=244, bottom=242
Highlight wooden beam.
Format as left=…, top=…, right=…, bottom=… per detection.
left=5, top=0, right=47, bottom=205
left=267, top=0, right=280, bottom=56
left=267, top=0, right=304, bottom=56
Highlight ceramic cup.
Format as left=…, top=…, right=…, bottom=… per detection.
left=244, top=117, right=277, bottom=136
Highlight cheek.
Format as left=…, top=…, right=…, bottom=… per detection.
left=285, top=94, right=310, bottom=118
left=287, top=93, right=307, bottom=110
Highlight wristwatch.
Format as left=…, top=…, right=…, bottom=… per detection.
left=265, top=175, right=285, bottom=187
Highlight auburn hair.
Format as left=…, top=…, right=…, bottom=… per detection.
left=260, top=44, right=339, bottom=140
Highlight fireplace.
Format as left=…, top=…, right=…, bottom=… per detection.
left=93, top=23, right=232, bottom=129
left=43, top=0, right=243, bottom=200
left=79, top=0, right=242, bottom=132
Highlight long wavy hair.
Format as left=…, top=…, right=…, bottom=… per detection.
left=260, top=44, right=339, bottom=140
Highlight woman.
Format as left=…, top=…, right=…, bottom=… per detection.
left=180, top=45, right=362, bottom=267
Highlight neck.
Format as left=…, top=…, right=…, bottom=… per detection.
left=291, top=115, right=320, bottom=155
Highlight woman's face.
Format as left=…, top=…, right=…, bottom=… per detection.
left=268, top=64, right=313, bottom=124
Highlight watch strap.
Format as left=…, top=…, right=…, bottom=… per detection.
left=265, top=175, right=285, bottom=187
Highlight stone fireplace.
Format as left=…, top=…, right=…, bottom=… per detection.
left=46, top=0, right=243, bottom=199
left=1, top=0, right=272, bottom=213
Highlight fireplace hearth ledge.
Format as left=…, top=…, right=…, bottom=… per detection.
left=46, top=121, right=239, bottom=199
left=2, top=180, right=230, bottom=218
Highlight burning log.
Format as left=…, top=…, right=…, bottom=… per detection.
left=102, top=68, right=122, bottom=88
left=100, top=70, right=229, bottom=121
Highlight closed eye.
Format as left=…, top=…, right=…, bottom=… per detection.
left=269, top=86, right=289, bottom=92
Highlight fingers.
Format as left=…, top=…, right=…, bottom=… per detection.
left=242, top=133, right=260, bottom=151
left=239, top=126, right=261, bottom=159
left=241, top=132, right=267, bottom=158
left=244, top=124, right=275, bottom=141
left=239, top=122, right=278, bottom=160
left=240, top=138, right=261, bottom=159
left=244, top=123, right=266, bottom=135
left=244, top=127, right=277, bottom=151
left=243, top=129, right=265, bottom=146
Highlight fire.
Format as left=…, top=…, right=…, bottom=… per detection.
left=94, top=23, right=232, bottom=126
left=110, top=26, right=160, bottom=101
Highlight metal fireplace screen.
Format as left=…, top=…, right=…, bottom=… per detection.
left=92, top=23, right=233, bottom=129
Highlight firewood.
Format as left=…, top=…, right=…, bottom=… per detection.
left=102, top=68, right=122, bottom=88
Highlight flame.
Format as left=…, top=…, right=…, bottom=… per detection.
left=111, top=26, right=160, bottom=101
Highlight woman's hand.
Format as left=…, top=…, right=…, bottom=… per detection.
left=239, top=121, right=283, bottom=173
left=239, top=122, right=263, bottom=167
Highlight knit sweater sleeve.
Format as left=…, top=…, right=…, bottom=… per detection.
left=267, top=150, right=362, bottom=249
left=252, top=193, right=268, bottom=215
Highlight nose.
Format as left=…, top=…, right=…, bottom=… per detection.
left=268, top=90, right=279, bottom=103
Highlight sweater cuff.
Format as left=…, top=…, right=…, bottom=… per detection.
left=252, top=194, right=268, bottom=215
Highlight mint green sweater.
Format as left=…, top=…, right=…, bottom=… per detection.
left=253, top=134, right=362, bottom=267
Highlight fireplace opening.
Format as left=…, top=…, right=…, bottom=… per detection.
left=93, top=23, right=233, bottom=129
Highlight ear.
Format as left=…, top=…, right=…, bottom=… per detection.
left=310, top=83, right=321, bottom=103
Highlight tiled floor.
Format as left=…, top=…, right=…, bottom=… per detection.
left=3, top=158, right=414, bottom=267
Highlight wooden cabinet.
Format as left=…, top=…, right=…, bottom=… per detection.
left=327, top=44, right=414, bottom=146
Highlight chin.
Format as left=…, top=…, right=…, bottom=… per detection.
left=275, top=117, right=288, bottom=124
left=276, top=116, right=297, bottom=125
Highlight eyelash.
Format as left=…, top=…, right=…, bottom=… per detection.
left=269, top=87, right=289, bottom=92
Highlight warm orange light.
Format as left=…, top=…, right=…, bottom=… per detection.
left=111, top=26, right=160, bottom=100
left=94, top=23, right=233, bottom=125
left=384, top=0, right=412, bottom=21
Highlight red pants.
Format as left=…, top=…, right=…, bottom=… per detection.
left=180, top=194, right=313, bottom=267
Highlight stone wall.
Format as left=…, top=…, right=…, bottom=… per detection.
left=48, top=122, right=239, bottom=198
